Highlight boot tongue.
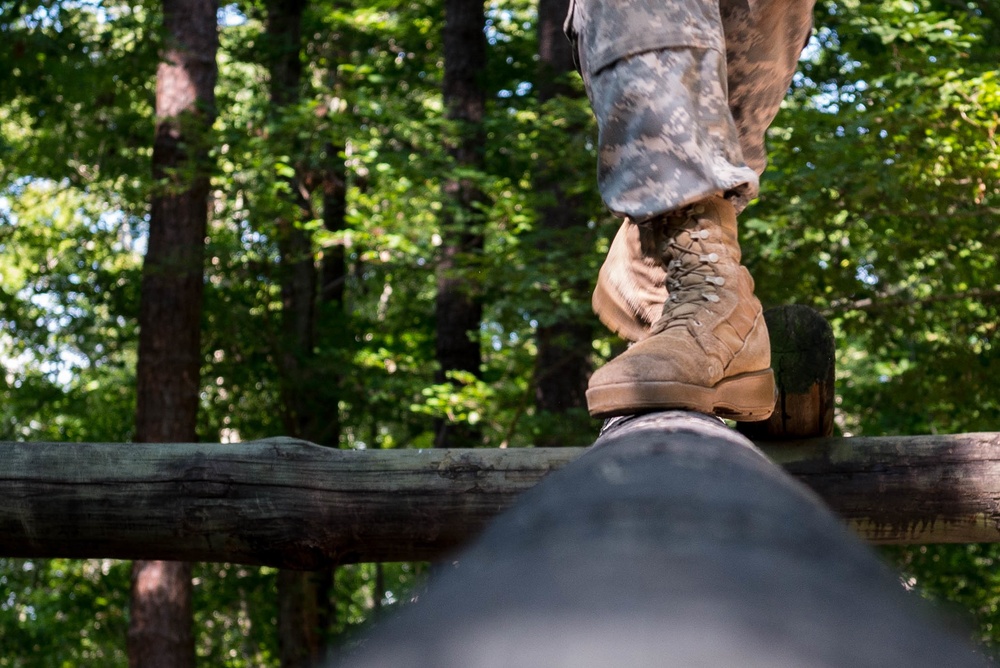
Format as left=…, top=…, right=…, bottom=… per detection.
left=673, top=272, right=709, bottom=289
left=652, top=283, right=719, bottom=335
left=650, top=203, right=729, bottom=334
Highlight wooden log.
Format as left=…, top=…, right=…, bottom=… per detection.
left=739, top=304, right=836, bottom=439
left=2, top=430, right=1000, bottom=568
left=0, top=438, right=578, bottom=569
left=335, top=412, right=985, bottom=667
left=767, top=431, right=1000, bottom=544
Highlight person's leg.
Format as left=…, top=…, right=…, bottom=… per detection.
left=722, top=0, right=817, bottom=212
left=583, top=0, right=816, bottom=342
left=569, top=0, right=758, bottom=220
left=568, top=0, right=815, bottom=419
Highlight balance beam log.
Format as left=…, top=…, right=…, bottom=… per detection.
left=336, top=412, right=986, bottom=667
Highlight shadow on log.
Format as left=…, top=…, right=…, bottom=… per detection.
left=335, top=412, right=986, bottom=667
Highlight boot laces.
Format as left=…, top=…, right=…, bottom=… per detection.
left=643, top=208, right=724, bottom=335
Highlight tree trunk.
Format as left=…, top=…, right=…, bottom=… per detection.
left=129, top=1, right=217, bottom=666
left=435, top=0, right=487, bottom=448
left=531, top=0, right=593, bottom=443
left=278, top=569, right=335, bottom=668
left=267, top=0, right=339, bottom=668
left=264, top=1, right=345, bottom=663
left=334, top=412, right=987, bottom=667
left=267, top=0, right=316, bottom=440
left=537, top=0, right=575, bottom=93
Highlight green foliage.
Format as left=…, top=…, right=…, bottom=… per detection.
left=331, top=562, right=426, bottom=650
left=747, top=0, right=1000, bottom=649
left=749, top=0, right=999, bottom=438
left=0, top=558, right=131, bottom=667
left=886, top=544, right=1000, bottom=653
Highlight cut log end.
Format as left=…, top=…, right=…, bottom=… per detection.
left=739, top=304, right=836, bottom=440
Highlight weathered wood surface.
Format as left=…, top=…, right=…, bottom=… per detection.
left=769, top=431, right=1000, bottom=544
left=335, top=412, right=986, bottom=667
left=0, top=438, right=578, bottom=569
left=739, top=304, right=836, bottom=439
left=2, top=430, right=1000, bottom=568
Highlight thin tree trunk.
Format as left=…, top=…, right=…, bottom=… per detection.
left=435, top=0, right=487, bottom=448
left=531, top=0, right=592, bottom=443
left=129, top=1, right=218, bottom=667
left=267, top=0, right=316, bottom=440
left=278, top=569, right=335, bottom=668
left=537, top=0, right=575, bottom=98
left=265, top=1, right=344, bottom=664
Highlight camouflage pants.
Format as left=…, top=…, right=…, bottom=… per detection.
left=566, top=0, right=816, bottom=219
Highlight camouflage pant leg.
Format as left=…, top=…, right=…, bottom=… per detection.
left=722, top=0, right=816, bottom=211
left=566, top=0, right=815, bottom=219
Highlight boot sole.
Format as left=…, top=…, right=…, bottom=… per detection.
left=586, top=369, right=776, bottom=422
left=592, top=276, right=649, bottom=342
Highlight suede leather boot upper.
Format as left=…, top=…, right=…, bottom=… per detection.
left=586, top=196, right=775, bottom=421
left=592, top=219, right=667, bottom=342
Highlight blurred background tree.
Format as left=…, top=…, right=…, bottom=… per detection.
left=0, top=0, right=997, bottom=664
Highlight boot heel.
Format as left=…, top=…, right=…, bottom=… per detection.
left=713, top=369, right=776, bottom=421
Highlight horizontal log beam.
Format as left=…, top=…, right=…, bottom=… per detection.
left=1, top=438, right=579, bottom=569
left=2, top=430, right=999, bottom=568
left=767, top=431, right=1000, bottom=544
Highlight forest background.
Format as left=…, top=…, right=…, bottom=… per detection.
left=1, top=0, right=999, bottom=665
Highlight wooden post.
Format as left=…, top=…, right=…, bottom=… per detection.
left=739, top=304, right=836, bottom=440
left=335, top=412, right=986, bottom=667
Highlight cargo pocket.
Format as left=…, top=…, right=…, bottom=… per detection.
left=570, top=0, right=726, bottom=76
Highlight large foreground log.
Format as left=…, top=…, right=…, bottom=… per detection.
left=336, top=413, right=986, bottom=667
left=2, top=428, right=1000, bottom=568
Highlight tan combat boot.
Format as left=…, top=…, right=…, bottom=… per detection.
left=586, top=196, right=775, bottom=420
left=592, top=219, right=667, bottom=342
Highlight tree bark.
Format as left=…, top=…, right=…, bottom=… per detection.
left=267, top=0, right=318, bottom=440
left=334, top=412, right=987, bottom=667
left=0, top=439, right=578, bottom=567
left=530, top=0, right=593, bottom=441
left=537, top=0, right=576, bottom=94
left=278, top=568, right=334, bottom=668
left=5, top=430, right=1000, bottom=568
left=129, top=1, right=217, bottom=666
left=264, top=1, right=341, bottom=664
left=435, top=0, right=487, bottom=448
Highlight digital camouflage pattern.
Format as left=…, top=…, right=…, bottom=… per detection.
left=566, top=0, right=815, bottom=219
left=584, top=47, right=757, bottom=220
left=586, top=196, right=777, bottom=419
